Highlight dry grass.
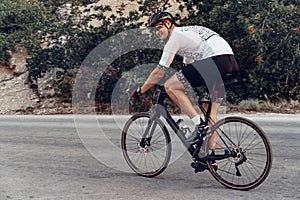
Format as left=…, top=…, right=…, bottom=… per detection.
left=227, top=99, right=300, bottom=114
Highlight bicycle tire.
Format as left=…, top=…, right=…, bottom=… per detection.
left=121, top=113, right=171, bottom=177
left=204, top=116, right=272, bottom=190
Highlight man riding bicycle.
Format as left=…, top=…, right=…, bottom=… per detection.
left=131, top=12, right=239, bottom=152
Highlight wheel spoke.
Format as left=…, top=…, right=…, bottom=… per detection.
left=121, top=113, right=171, bottom=177
left=206, top=117, right=272, bottom=190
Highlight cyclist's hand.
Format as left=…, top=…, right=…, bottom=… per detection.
left=130, top=86, right=142, bottom=99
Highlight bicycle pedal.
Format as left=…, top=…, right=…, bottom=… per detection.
left=191, top=162, right=207, bottom=173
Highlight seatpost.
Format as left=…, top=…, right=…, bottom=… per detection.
left=205, top=99, right=212, bottom=125
left=198, top=98, right=212, bottom=126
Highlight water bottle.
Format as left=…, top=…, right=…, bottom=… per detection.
left=176, top=119, right=191, bottom=138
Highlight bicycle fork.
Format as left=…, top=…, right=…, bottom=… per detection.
left=139, top=118, right=157, bottom=148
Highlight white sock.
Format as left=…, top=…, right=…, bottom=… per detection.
left=191, top=115, right=201, bottom=125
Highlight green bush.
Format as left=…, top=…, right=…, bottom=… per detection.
left=0, top=0, right=48, bottom=64
left=3, top=0, right=296, bottom=105
left=178, top=0, right=300, bottom=102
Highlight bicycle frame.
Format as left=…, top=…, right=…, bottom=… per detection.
left=140, top=84, right=223, bottom=162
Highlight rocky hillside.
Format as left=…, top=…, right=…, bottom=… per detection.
left=0, top=0, right=182, bottom=114
left=0, top=46, right=72, bottom=114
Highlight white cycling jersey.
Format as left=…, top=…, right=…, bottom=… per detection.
left=159, top=26, right=234, bottom=67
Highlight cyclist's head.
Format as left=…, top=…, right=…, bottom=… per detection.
left=148, top=12, right=174, bottom=28
left=148, top=12, right=175, bottom=40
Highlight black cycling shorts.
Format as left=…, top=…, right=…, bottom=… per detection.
left=176, top=54, right=239, bottom=98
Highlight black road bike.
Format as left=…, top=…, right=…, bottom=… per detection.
left=121, top=81, right=272, bottom=190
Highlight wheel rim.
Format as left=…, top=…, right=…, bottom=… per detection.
left=122, top=114, right=171, bottom=177
left=206, top=117, right=272, bottom=190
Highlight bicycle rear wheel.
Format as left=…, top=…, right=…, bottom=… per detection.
left=204, top=116, right=272, bottom=190
left=121, top=113, right=171, bottom=177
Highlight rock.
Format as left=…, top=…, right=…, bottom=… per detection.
left=0, top=73, right=39, bottom=114
left=10, top=46, right=28, bottom=74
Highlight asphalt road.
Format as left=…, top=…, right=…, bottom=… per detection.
left=0, top=114, right=299, bottom=200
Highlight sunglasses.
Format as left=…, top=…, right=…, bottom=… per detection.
left=150, top=24, right=165, bottom=34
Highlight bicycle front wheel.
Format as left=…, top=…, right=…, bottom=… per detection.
left=121, top=113, right=171, bottom=177
left=205, top=116, right=272, bottom=190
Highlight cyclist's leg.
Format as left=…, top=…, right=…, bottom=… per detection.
left=164, top=74, right=198, bottom=119
left=208, top=58, right=234, bottom=151
left=180, top=58, right=223, bottom=129
left=207, top=102, right=221, bottom=150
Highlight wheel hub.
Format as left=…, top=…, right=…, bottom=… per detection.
left=229, top=146, right=245, bottom=163
left=138, top=138, right=150, bottom=152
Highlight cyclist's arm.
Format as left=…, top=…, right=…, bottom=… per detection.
left=140, top=37, right=177, bottom=94
left=140, top=66, right=166, bottom=94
